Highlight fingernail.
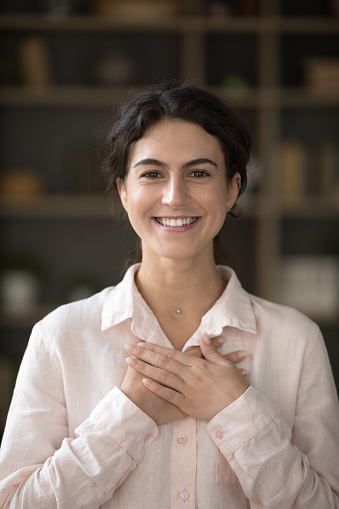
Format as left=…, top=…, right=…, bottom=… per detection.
left=237, top=351, right=246, bottom=360
left=126, top=357, right=137, bottom=366
left=203, top=334, right=211, bottom=344
left=213, top=337, right=225, bottom=347
left=143, top=378, right=152, bottom=388
left=240, top=368, right=248, bottom=376
left=125, top=344, right=135, bottom=353
left=137, top=342, right=147, bottom=348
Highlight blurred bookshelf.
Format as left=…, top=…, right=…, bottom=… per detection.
left=1, top=0, right=339, bottom=432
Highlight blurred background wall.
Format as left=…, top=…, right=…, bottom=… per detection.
left=0, top=0, right=339, bottom=435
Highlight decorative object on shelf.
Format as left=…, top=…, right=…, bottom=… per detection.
left=280, top=139, right=306, bottom=201
left=311, top=142, right=338, bottom=197
left=222, top=74, right=250, bottom=95
left=0, top=169, right=47, bottom=199
left=304, top=58, right=339, bottom=95
left=0, top=257, right=44, bottom=314
left=280, top=255, right=339, bottom=320
left=206, top=1, right=233, bottom=18
left=67, top=275, right=99, bottom=302
left=20, top=36, right=54, bottom=88
left=91, top=47, right=136, bottom=86
left=90, top=0, right=182, bottom=18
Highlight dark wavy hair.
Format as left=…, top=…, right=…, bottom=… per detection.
left=102, top=81, right=251, bottom=267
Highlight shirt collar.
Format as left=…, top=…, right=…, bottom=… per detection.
left=101, top=264, right=151, bottom=332
left=101, top=264, right=256, bottom=337
left=201, top=265, right=257, bottom=336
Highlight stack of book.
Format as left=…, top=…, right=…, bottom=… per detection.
left=280, top=255, right=339, bottom=320
left=280, top=138, right=339, bottom=200
left=304, top=58, right=339, bottom=94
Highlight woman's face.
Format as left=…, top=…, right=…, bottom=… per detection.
left=118, top=120, right=240, bottom=263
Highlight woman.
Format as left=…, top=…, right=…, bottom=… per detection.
left=0, top=81, right=338, bottom=508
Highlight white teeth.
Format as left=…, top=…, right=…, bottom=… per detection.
left=156, top=217, right=197, bottom=227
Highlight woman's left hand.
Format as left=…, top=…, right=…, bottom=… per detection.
left=125, top=336, right=250, bottom=422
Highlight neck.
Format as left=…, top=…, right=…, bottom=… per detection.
left=135, top=248, right=226, bottom=319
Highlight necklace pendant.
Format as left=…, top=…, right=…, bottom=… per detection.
left=176, top=309, right=182, bottom=314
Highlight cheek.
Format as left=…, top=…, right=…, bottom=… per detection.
left=206, top=185, right=228, bottom=213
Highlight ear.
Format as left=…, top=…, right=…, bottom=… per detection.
left=227, top=172, right=241, bottom=210
left=117, top=178, right=128, bottom=212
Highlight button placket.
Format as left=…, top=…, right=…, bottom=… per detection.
left=171, top=418, right=196, bottom=508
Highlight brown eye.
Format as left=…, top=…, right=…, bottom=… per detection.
left=142, top=171, right=163, bottom=179
left=190, top=170, right=209, bottom=178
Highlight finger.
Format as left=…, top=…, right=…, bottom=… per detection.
left=180, top=335, right=224, bottom=358
left=239, top=368, right=249, bottom=377
left=199, top=334, right=228, bottom=366
left=142, top=378, right=186, bottom=409
left=223, top=351, right=246, bottom=364
left=211, top=336, right=225, bottom=348
left=125, top=342, right=193, bottom=368
left=185, top=346, right=203, bottom=358
left=126, top=356, right=185, bottom=392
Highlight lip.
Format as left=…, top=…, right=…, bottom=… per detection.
left=152, top=216, right=200, bottom=231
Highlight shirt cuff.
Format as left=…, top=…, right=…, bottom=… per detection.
left=206, top=386, right=277, bottom=458
left=77, top=386, right=158, bottom=463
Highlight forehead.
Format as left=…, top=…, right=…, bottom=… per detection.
left=129, top=120, right=224, bottom=161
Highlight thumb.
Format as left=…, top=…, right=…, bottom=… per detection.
left=200, top=334, right=225, bottom=366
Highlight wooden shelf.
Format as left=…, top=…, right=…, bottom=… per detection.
left=0, top=86, right=141, bottom=107
left=0, top=304, right=60, bottom=328
left=280, top=197, right=339, bottom=218
left=2, top=86, right=339, bottom=108
left=0, top=86, right=264, bottom=108
left=1, top=14, right=338, bottom=34
left=0, top=195, right=120, bottom=218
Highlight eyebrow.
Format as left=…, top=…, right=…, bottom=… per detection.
left=132, top=158, right=218, bottom=169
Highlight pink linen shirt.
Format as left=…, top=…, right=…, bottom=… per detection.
left=0, top=264, right=338, bottom=508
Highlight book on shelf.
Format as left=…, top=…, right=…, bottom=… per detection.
left=280, top=139, right=339, bottom=200
left=304, top=58, right=339, bottom=95
left=20, top=36, right=54, bottom=88
left=281, top=139, right=306, bottom=201
left=311, top=142, right=338, bottom=197
left=280, top=255, right=339, bottom=320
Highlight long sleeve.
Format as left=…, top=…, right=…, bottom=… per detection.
left=207, top=328, right=339, bottom=508
left=0, top=324, right=158, bottom=508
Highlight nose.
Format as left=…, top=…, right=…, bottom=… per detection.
left=162, top=175, right=189, bottom=207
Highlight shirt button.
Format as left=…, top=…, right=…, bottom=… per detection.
left=216, top=430, right=224, bottom=440
left=179, top=490, right=189, bottom=501
left=177, top=435, right=188, bottom=445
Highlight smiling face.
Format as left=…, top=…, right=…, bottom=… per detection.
left=118, top=120, right=240, bottom=264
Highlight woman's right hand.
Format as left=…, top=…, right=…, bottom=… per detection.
left=121, top=363, right=186, bottom=424
left=120, top=336, right=246, bottom=425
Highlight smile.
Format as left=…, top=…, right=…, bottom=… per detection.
left=155, top=217, right=198, bottom=227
